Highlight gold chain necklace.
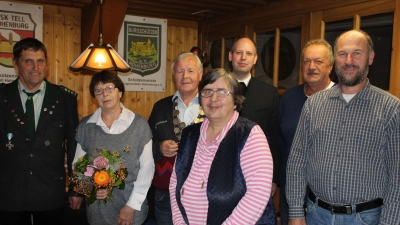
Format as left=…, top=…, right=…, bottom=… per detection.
left=173, top=96, right=205, bottom=141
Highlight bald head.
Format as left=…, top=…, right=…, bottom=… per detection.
left=229, top=37, right=258, bottom=80
left=334, top=29, right=375, bottom=89
left=334, top=30, right=374, bottom=55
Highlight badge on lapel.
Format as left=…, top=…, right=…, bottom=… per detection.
left=6, top=133, right=14, bottom=150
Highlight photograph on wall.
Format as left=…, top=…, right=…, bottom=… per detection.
left=0, top=1, right=43, bottom=84
left=118, top=15, right=167, bottom=92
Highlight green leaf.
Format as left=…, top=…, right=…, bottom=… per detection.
left=86, top=189, right=96, bottom=205
left=118, top=180, right=125, bottom=190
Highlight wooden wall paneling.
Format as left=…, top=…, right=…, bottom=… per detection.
left=353, top=14, right=361, bottom=30
left=43, top=13, right=55, bottom=84
left=254, top=14, right=303, bottom=33
left=206, top=0, right=373, bottom=34
left=310, top=11, right=323, bottom=39
left=389, top=0, right=400, bottom=98
left=273, top=28, right=280, bottom=88
left=207, top=27, right=242, bottom=42
left=221, top=38, right=226, bottom=70
left=244, top=24, right=255, bottom=39
left=322, top=0, right=395, bottom=22
left=321, top=21, right=325, bottom=39
left=299, top=14, right=311, bottom=84
left=53, top=14, right=65, bottom=84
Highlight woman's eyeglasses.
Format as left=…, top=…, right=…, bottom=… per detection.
left=201, top=89, right=232, bottom=98
left=94, top=85, right=116, bottom=96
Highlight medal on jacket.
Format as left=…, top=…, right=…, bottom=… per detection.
left=6, top=133, right=14, bottom=150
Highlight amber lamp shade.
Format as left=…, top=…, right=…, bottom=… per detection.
left=68, top=42, right=131, bottom=72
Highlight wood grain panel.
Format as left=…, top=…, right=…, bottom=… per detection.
left=389, top=0, right=400, bottom=98
left=39, top=3, right=198, bottom=120
left=322, top=0, right=395, bottom=22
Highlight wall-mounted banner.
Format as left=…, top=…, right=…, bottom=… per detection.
left=0, top=1, right=43, bottom=84
left=118, top=15, right=167, bottom=92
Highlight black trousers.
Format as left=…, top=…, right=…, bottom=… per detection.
left=0, top=206, right=64, bottom=225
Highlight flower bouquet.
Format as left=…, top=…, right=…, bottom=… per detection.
left=69, top=148, right=128, bottom=204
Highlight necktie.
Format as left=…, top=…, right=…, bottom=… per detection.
left=239, top=82, right=247, bottom=95
left=23, top=89, right=41, bottom=140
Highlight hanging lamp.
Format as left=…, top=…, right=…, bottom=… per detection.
left=68, top=0, right=131, bottom=72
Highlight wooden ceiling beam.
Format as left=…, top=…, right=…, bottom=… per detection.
left=126, top=11, right=212, bottom=21
left=155, top=0, right=252, bottom=11
left=128, top=5, right=222, bottom=17
left=127, top=2, right=224, bottom=16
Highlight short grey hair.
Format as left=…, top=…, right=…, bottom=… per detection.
left=302, top=39, right=334, bottom=66
left=171, top=52, right=203, bottom=75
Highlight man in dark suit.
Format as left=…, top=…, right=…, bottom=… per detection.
left=148, top=52, right=204, bottom=224
left=229, top=37, right=280, bottom=223
left=0, top=38, right=79, bottom=225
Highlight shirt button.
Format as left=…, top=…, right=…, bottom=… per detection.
left=29, top=171, right=33, bottom=175
left=26, top=138, right=30, bottom=141
left=29, top=154, right=34, bottom=158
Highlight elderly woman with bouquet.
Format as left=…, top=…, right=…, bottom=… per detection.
left=69, top=70, right=154, bottom=225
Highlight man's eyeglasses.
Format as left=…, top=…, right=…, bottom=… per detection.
left=94, top=85, right=116, bottom=96
left=201, top=89, right=232, bottom=98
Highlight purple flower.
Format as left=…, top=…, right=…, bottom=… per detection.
left=93, top=156, right=109, bottom=169
left=84, top=166, right=94, bottom=177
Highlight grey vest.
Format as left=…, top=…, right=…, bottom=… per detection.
left=76, top=113, right=152, bottom=225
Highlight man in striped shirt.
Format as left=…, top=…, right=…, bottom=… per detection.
left=286, top=30, right=400, bottom=225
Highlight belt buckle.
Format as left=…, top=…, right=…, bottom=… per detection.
left=329, top=205, right=352, bottom=214
left=345, top=205, right=352, bottom=214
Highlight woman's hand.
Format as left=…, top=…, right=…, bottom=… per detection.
left=117, top=205, right=135, bottom=225
left=96, top=189, right=108, bottom=200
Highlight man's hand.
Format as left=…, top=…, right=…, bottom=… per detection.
left=271, top=183, right=277, bottom=196
left=289, top=218, right=306, bottom=225
left=118, top=205, right=135, bottom=225
left=160, top=140, right=179, bottom=157
left=96, top=189, right=108, bottom=200
left=69, top=196, right=83, bottom=210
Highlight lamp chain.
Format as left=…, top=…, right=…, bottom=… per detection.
left=99, top=0, right=104, bottom=45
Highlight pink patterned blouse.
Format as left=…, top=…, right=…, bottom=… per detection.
left=169, top=111, right=273, bottom=224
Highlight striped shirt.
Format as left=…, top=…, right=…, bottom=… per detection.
left=170, top=111, right=274, bottom=224
left=286, top=81, right=400, bottom=224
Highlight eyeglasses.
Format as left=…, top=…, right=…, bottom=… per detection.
left=201, top=89, right=232, bottom=98
left=22, top=59, right=46, bottom=66
left=94, top=85, right=116, bottom=96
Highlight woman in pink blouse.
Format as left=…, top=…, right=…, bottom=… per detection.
left=169, top=68, right=275, bottom=224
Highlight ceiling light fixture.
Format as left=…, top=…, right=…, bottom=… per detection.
left=68, top=0, right=131, bottom=72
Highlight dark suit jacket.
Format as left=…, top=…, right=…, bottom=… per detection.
left=148, top=95, right=178, bottom=163
left=0, top=79, right=78, bottom=211
left=240, top=77, right=280, bottom=184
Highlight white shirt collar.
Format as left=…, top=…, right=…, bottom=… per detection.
left=237, top=74, right=251, bottom=86
left=87, top=103, right=133, bottom=126
left=172, top=91, right=199, bottom=105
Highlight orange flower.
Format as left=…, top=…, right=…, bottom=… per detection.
left=94, top=171, right=110, bottom=186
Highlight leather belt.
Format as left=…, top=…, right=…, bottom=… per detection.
left=308, top=191, right=383, bottom=214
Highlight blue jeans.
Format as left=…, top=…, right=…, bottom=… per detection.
left=154, top=188, right=173, bottom=225
left=305, top=198, right=382, bottom=225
